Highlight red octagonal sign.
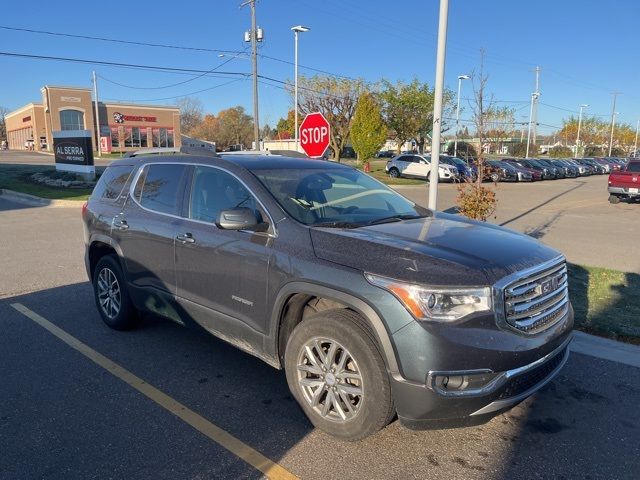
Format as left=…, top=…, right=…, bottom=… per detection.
left=299, top=112, right=331, bottom=158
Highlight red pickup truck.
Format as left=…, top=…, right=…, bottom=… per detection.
left=608, top=159, right=640, bottom=203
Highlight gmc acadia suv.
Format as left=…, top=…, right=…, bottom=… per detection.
left=83, top=154, right=573, bottom=440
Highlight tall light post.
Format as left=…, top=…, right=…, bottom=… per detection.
left=453, top=74, right=470, bottom=158
left=427, top=0, right=450, bottom=211
left=634, top=119, right=639, bottom=157
left=525, top=92, right=539, bottom=158
left=575, top=103, right=588, bottom=157
left=291, top=25, right=310, bottom=152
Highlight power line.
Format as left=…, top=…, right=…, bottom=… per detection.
left=101, top=78, right=247, bottom=103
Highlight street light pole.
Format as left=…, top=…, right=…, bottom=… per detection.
left=291, top=25, right=310, bottom=152
left=92, top=71, right=102, bottom=158
left=453, top=74, right=469, bottom=158
left=576, top=104, right=588, bottom=157
left=608, top=92, right=620, bottom=157
left=427, top=0, right=450, bottom=211
left=634, top=119, right=639, bottom=157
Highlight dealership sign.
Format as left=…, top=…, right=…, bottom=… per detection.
left=52, top=130, right=95, bottom=178
left=113, top=112, right=157, bottom=123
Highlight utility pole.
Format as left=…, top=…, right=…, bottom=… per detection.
left=525, top=92, right=539, bottom=158
left=576, top=104, right=588, bottom=157
left=531, top=66, right=541, bottom=152
left=92, top=71, right=102, bottom=158
left=427, top=0, right=450, bottom=211
left=242, top=0, right=261, bottom=150
left=608, top=92, right=621, bottom=156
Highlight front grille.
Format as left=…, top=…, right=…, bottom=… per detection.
left=504, top=261, right=568, bottom=334
left=498, top=348, right=566, bottom=400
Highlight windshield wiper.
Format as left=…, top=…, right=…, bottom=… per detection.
left=365, top=214, right=426, bottom=226
left=311, top=221, right=362, bottom=229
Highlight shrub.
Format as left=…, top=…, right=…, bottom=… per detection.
left=548, top=146, right=573, bottom=158
left=455, top=181, right=497, bottom=221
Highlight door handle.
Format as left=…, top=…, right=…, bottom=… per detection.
left=113, top=219, right=129, bottom=231
left=176, top=233, right=195, bottom=244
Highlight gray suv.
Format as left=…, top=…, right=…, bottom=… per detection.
left=83, top=154, right=573, bottom=440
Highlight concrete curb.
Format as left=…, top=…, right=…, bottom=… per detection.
left=0, top=189, right=84, bottom=208
left=570, top=331, right=640, bottom=368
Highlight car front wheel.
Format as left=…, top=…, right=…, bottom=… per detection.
left=388, top=167, right=400, bottom=178
left=284, top=309, right=395, bottom=441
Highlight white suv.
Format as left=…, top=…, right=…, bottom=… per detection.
left=385, top=154, right=459, bottom=181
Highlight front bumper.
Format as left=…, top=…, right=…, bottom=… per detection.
left=388, top=301, right=574, bottom=428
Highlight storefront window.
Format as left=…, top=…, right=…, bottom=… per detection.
left=111, top=126, right=120, bottom=148
left=124, top=127, right=133, bottom=147
left=167, top=129, right=174, bottom=147
left=151, top=128, right=172, bottom=148
left=60, top=110, right=84, bottom=130
left=152, top=128, right=160, bottom=147
left=140, top=128, right=148, bottom=148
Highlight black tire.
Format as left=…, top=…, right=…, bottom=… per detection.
left=608, top=195, right=620, bottom=204
left=490, top=172, right=500, bottom=183
left=284, top=309, right=395, bottom=441
left=388, top=167, right=400, bottom=178
left=93, top=255, right=137, bottom=330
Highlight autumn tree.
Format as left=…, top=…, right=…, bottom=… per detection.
left=350, top=92, right=387, bottom=162
left=275, top=110, right=295, bottom=139
left=379, top=79, right=436, bottom=154
left=216, top=106, right=254, bottom=149
left=190, top=114, right=219, bottom=143
left=176, top=97, right=204, bottom=136
left=485, top=106, right=516, bottom=154
left=294, top=75, right=366, bottom=161
left=0, top=106, right=9, bottom=141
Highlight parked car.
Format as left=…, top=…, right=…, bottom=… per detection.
left=502, top=159, right=543, bottom=181
left=486, top=160, right=519, bottom=182
left=385, top=154, right=459, bottom=181
left=536, top=159, right=565, bottom=179
left=375, top=150, right=396, bottom=158
left=548, top=159, right=578, bottom=178
left=520, top=159, right=555, bottom=180
left=592, top=157, right=615, bottom=173
left=607, top=159, right=640, bottom=203
left=565, top=159, right=591, bottom=176
left=439, top=155, right=476, bottom=180
left=573, top=158, right=602, bottom=175
left=83, top=154, right=574, bottom=440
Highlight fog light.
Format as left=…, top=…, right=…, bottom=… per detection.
left=428, top=370, right=501, bottom=397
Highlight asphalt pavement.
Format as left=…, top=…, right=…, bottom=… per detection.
left=1, top=184, right=639, bottom=479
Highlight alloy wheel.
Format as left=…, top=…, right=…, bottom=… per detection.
left=296, top=337, right=364, bottom=422
left=97, top=267, right=121, bottom=319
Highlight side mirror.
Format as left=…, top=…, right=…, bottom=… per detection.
left=216, top=208, right=267, bottom=232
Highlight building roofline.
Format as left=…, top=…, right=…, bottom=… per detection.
left=4, top=103, right=44, bottom=118
left=100, top=101, right=179, bottom=111
left=41, top=85, right=91, bottom=92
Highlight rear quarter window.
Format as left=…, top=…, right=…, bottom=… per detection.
left=92, top=165, right=134, bottom=201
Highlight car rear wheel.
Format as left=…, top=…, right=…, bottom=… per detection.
left=490, top=172, right=500, bottom=182
left=608, top=194, right=621, bottom=204
left=284, top=309, right=395, bottom=441
left=93, top=255, right=137, bottom=330
left=388, top=167, right=400, bottom=178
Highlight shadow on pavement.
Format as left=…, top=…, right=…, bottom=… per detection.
left=500, top=180, right=586, bottom=227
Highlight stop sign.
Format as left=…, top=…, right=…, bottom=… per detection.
left=299, top=112, right=331, bottom=158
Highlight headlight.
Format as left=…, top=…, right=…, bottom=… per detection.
left=365, top=273, right=492, bottom=322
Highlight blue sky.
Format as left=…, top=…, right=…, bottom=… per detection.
left=1, top=0, right=639, bottom=135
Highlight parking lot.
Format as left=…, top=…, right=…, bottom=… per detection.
left=1, top=163, right=639, bottom=479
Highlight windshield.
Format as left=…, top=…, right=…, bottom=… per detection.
left=252, top=167, right=429, bottom=227
left=627, top=162, right=640, bottom=172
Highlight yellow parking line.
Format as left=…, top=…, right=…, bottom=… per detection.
left=10, top=302, right=298, bottom=480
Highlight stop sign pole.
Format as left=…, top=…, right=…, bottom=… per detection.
left=299, top=112, right=331, bottom=158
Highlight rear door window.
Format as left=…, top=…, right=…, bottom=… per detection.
left=92, top=165, right=134, bottom=201
left=135, top=164, right=189, bottom=216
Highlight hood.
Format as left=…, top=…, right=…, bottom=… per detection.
left=310, top=212, right=561, bottom=286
